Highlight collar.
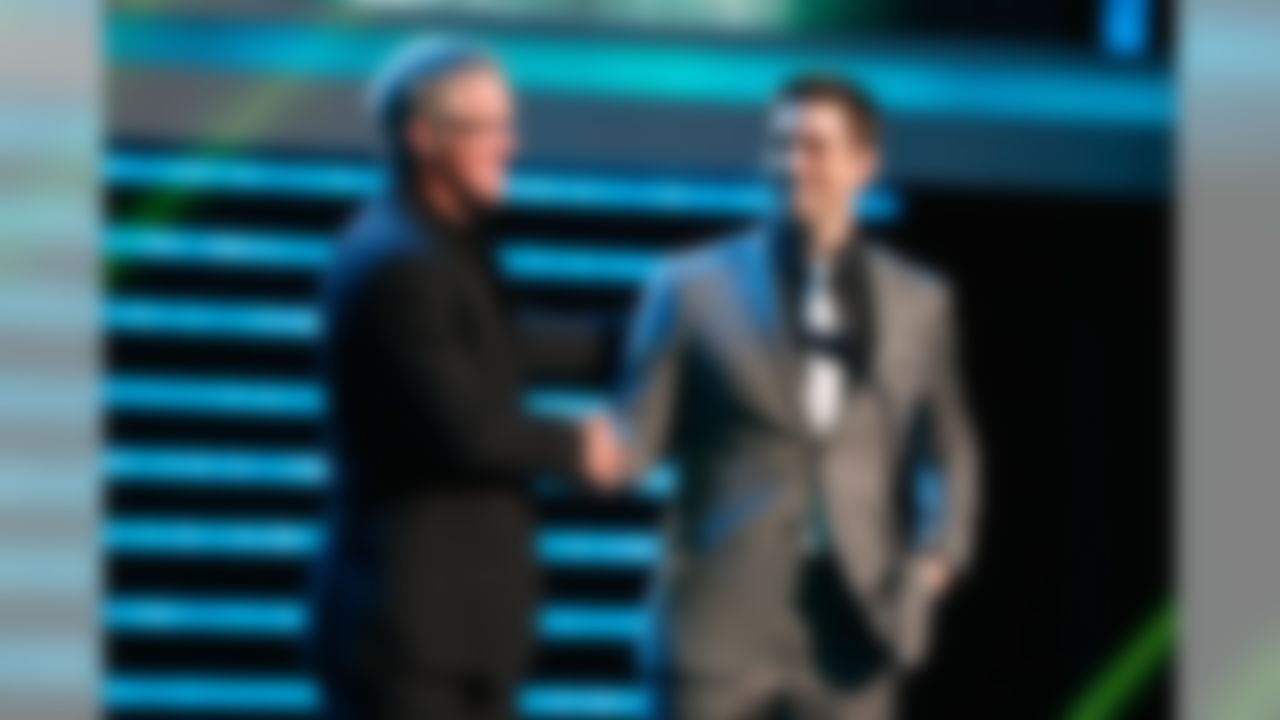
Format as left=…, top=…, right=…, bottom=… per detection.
left=772, top=217, right=868, bottom=298
left=392, top=176, right=495, bottom=263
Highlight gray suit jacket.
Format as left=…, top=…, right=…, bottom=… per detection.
left=615, top=226, right=981, bottom=674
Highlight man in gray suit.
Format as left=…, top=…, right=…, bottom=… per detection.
left=611, top=76, right=981, bottom=719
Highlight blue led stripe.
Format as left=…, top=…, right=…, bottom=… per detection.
left=105, top=153, right=901, bottom=221
left=107, top=152, right=379, bottom=198
left=521, top=684, right=652, bottom=718
left=500, top=243, right=660, bottom=286
left=106, top=519, right=658, bottom=568
left=536, top=528, right=661, bottom=568
left=106, top=596, right=305, bottom=637
left=107, top=375, right=323, bottom=418
left=106, top=519, right=321, bottom=559
left=102, top=379, right=588, bottom=421
left=507, top=171, right=781, bottom=216
left=539, top=604, right=652, bottom=642
left=107, top=297, right=318, bottom=341
left=106, top=675, right=317, bottom=713
left=108, top=15, right=1171, bottom=127
left=105, top=596, right=649, bottom=643
left=107, top=226, right=332, bottom=271
left=106, top=447, right=326, bottom=487
left=106, top=676, right=650, bottom=718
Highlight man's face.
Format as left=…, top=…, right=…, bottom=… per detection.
left=765, top=99, right=879, bottom=223
left=406, top=63, right=517, bottom=208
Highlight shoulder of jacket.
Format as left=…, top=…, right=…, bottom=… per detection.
left=656, top=226, right=762, bottom=286
left=328, top=200, right=448, bottom=301
left=866, top=241, right=953, bottom=305
left=347, top=198, right=443, bottom=259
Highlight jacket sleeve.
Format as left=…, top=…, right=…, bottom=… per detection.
left=926, top=285, right=983, bottom=576
left=514, top=309, right=609, bottom=380
left=368, top=254, right=581, bottom=477
left=613, top=263, right=687, bottom=477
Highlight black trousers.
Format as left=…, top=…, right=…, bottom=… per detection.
left=323, top=669, right=520, bottom=720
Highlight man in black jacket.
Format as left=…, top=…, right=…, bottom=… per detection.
left=312, top=38, right=625, bottom=720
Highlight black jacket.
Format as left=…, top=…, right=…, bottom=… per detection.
left=311, top=193, right=579, bottom=686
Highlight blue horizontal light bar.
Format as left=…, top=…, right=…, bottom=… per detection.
left=509, top=171, right=787, bottom=216
left=521, top=684, right=652, bottom=718
left=103, top=377, right=598, bottom=419
left=499, top=243, right=660, bottom=286
left=106, top=446, right=326, bottom=487
left=106, top=519, right=659, bottom=568
left=107, top=375, right=323, bottom=418
left=109, top=14, right=1171, bottom=127
left=106, top=519, right=321, bottom=559
left=105, top=153, right=901, bottom=220
left=536, top=528, right=660, bottom=568
left=106, top=676, right=651, bottom=718
left=107, top=226, right=331, bottom=271
left=102, top=378, right=597, bottom=421
left=539, top=604, right=652, bottom=642
left=106, top=596, right=305, bottom=637
left=106, top=675, right=316, bottom=714
left=107, top=297, right=318, bottom=341
left=108, top=152, right=378, bottom=198
left=105, top=596, right=649, bottom=643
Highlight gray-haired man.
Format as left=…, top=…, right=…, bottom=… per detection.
left=311, top=38, right=625, bottom=720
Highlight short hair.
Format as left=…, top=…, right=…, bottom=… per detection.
left=365, top=35, right=493, bottom=144
left=777, top=73, right=882, bottom=146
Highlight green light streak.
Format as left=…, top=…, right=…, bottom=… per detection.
left=1067, top=599, right=1175, bottom=720
left=109, top=6, right=342, bottom=285
left=130, top=74, right=311, bottom=223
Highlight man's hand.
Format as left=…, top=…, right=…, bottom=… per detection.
left=917, top=556, right=952, bottom=594
left=579, top=414, right=628, bottom=492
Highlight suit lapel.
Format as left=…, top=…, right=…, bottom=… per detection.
left=867, top=251, right=893, bottom=391
left=830, top=249, right=899, bottom=445
left=736, top=228, right=805, bottom=429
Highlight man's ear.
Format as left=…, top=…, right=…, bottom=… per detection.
left=854, top=145, right=882, bottom=186
left=405, top=118, right=435, bottom=159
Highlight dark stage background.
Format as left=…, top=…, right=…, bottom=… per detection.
left=103, top=1, right=1173, bottom=718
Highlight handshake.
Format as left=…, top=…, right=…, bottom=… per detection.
left=576, top=414, right=630, bottom=492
